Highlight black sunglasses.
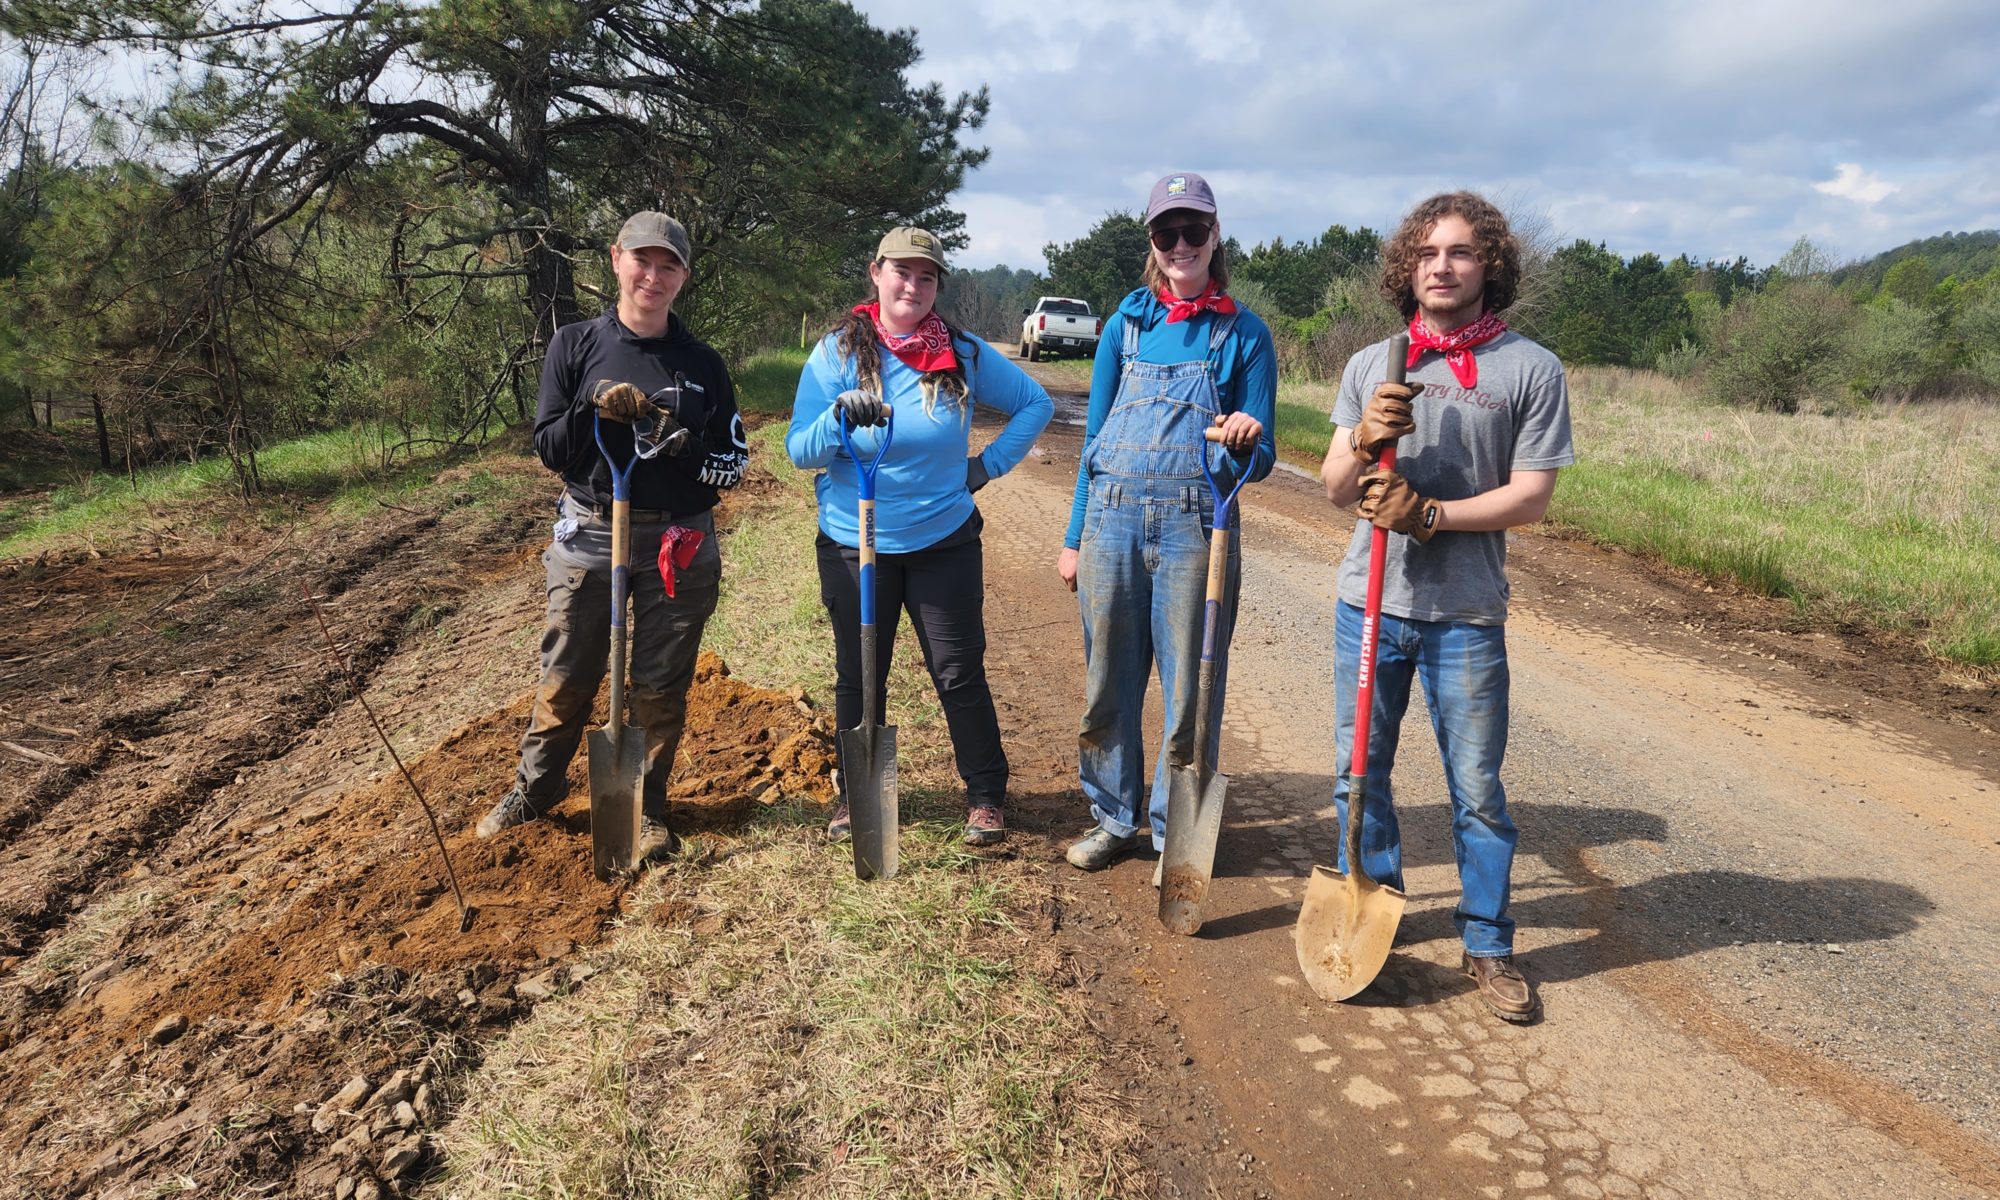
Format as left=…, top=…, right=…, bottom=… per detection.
left=1149, top=222, right=1214, bottom=252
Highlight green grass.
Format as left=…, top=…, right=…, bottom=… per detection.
left=1556, top=367, right=2000, bottom=669
left=734, top=347, right=811, bottom=416
left=1266, top=365, right=2000, bottom=670
left=0, top=424, right=522, bottom=558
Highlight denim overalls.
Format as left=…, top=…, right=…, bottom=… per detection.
left=1075, top=311, right=1242, bottom=848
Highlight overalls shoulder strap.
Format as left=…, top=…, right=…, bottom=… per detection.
left=1121, top=309, right=1143, bottom=361
left=1205, top=309, right=1238, bottom=360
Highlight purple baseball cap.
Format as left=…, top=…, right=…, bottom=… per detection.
left=1144, top=172, right=1218, bottom=224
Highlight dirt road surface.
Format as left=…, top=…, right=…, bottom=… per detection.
left=974, top=361, right=2000, bottom=1198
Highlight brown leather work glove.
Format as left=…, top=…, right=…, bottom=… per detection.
left=1350, top=382, right=1423, bottom=464
left=1358, top=468, right=1443, bottom=543
left=591, top=379, right=651, bottom=423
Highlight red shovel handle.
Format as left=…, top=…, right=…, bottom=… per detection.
left=1349, top=332, right=1409, bottom=781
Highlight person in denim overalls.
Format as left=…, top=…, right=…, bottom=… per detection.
left=1058, top=173, right=1278, bottom=872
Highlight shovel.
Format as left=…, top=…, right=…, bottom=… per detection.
left=585, top=410, right=647, bottom=883
left=1158, top=424, right=1253, bottom=935
left=1295, top=332, right=1413, bottom=1000
left=837, top=407, right=899, bottom=880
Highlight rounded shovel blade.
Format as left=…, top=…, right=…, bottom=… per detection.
left=1294, top=864, right=1407, bottom=1002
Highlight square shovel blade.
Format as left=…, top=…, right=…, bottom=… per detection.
left=1158, top=765, right=1228, bottom=935
left=839, top=723, right=899, bottom=880
left=586, top=722, right=646, bottom=883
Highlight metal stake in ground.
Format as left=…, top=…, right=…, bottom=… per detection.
left=1158, top=424, right=1253, bottom=935
left=1295, top=332, right=1412, bottom=1000
left=838, top=407, right=899, bottom=880
left=584, top=411, right=647, bottom=883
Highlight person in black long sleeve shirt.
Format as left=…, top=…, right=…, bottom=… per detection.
left=475, top=211, right=748, bottom=861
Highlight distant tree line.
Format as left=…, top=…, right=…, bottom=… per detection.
left=948, top=208, right=2000, bottom=412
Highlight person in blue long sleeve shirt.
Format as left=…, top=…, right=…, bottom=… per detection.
left=1057, top=172, right=1278, bottom=874
left=789, top=226, right=1054, bottom=847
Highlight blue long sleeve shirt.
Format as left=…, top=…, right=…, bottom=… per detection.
left=789, top=329, right=1055, bottom=553
left=1063, top=288, right=1279, bottom=548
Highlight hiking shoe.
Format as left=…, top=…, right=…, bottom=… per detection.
left=826, top=801, right=852, bottom=843
left=475, top=786, right=536, bottom=839
left=1463, top=953, right=1539, bottom=1023
left=1065, top=827, right=1137, bottom=871
left=963, top=803, right=1005, bottom=847
left=638, top=816, right=679, bottom=864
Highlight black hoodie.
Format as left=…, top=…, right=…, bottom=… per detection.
left=532, top=308, right=747, bottom=514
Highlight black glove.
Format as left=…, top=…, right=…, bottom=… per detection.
left=966, top=456, right=991, bottom=493
left=634, top=409, right=690, bottom=460
left=836, top=389, right=886, bottom=429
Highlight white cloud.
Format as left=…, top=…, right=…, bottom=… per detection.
left=1815, top=163, right=1899, bottom=206
left=853, top=0, right=2000, bottom=270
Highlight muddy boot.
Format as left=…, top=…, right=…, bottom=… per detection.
left=1462, top=953, right=1539, bottom=1023
left=475, top=786, right=537, bottom=839
left=826, top=801, right=852, bottom=843
left=1065, top=827, right=1136, bottom=870
left=637, top=815, right=678, bottom=864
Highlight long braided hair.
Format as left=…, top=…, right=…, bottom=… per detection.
left=833, top=264, right=980, bottom=420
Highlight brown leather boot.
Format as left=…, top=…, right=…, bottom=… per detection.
left=1462, top=953, right=1539, bottom=1022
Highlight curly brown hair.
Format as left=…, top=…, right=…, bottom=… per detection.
left=1378, top=191, right=1520, bottom=319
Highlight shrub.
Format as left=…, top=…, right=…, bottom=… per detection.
left=1700, top=280, right=1855, bottom=413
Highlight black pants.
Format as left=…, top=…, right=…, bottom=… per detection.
left=816, top=520, right=1007, bottom=806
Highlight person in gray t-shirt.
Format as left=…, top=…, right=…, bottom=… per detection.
left=1319, top=192, right=1575, bottom=1022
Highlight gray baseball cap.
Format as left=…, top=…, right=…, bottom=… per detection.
left=616, top=211, right=691, bottom=267
left=1144, top=172, right=1218, bottom=224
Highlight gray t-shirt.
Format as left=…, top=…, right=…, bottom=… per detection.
left=1331, top=331, right=1574, bottom=625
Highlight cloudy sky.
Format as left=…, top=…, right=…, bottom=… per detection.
left=850, top=0, right=2000, bottom=273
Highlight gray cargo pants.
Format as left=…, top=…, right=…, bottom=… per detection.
left=514, top=495, right=721, bottom=820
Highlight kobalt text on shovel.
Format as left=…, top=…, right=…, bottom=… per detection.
left=1295, top=332, right=1413, bottom=999
left=837, top=407, right=899, bottom=880
left=1157, top=424, right=1253, bottom=935
left=584, top=409, right=660, bottom=883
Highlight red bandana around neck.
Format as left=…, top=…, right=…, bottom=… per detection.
left=1406, top=310, right=1508, bottom=388
left=1157, top=282, right=1238, bottom=324
left=856, top=302, right=958, bottom=373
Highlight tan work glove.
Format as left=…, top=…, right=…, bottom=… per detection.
left=1349, top=382, right=1423, bottom=464
left=591, top=379, right=651, bottom=423
left=1358, top=468, right=1443, bottom=543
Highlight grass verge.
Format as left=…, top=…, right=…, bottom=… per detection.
left=0, top=423, right=522, bottom=559
left=1268, top=365, right=2000, bottom=671
left=433, top=804, right=1131, bottom=1198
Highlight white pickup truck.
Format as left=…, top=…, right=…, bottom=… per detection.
left=1019, top=297, right=1101, bottom=361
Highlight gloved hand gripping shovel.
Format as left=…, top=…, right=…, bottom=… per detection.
left=1295, top=332, right=1412, bottom=999
left=838, top=408, right=899, bottom=880
left=585, top=410, right=648, bottom=883
left=1158, top=424, right=1253, bottom=935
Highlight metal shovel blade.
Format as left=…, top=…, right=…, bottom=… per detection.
left=1295, top=860, right=1407, bottom=1002
left=586, top=722, right=646, bottom=883
left=839, top=722, right=899, bottom=880
left=1159, top=764, right=1228, bottom=934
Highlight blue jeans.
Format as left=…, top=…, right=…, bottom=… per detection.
left=1331, top=601, right=1516, bottom=956
left=1077, top=482, right=1237, bottom=849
